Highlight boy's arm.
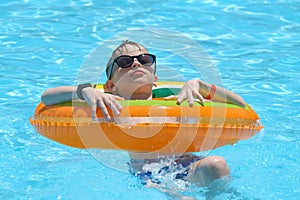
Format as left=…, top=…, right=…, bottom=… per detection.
left=199, top=80, right=246, bottom=107
left=41, top=86, right=78, bottom=105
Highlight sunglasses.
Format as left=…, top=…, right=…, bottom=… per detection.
left=108, top=54, right=156, bottom=79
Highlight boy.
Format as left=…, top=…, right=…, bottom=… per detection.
left=42, top=40, right=246, bottom=186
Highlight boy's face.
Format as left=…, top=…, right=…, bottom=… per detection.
left=107, top=45, right=157, bottom=99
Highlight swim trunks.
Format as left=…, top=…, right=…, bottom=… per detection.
left=132, top=154, right=204, bottom=185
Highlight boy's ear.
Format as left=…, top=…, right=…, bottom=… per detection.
left=153, top=75, right=158, bottom=87
left=104, top=80, right=115, bottom=92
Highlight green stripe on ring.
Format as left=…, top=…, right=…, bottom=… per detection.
left=58, top=100, right=245, bottom=109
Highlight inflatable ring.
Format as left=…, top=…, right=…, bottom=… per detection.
left=30, top=82, right=263, bottom=153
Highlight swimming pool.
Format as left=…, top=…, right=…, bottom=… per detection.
left=1, top=0, right=299, bottom=199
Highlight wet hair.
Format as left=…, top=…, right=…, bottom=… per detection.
left=105, top=40, right=148, bottom=78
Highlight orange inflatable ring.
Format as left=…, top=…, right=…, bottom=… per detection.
left=30, top=82, right=263, bottom=153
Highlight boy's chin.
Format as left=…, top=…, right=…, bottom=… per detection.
left=128, top=75, right=155, bottom=84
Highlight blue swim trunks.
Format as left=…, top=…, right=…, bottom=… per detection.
left=131, top=154, right=204, bottom=185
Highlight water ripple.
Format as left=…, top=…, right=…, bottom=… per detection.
left=251, top=82, right=292, bottom=95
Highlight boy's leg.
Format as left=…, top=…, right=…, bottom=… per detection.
left=186, top=156, right=230, bottom=186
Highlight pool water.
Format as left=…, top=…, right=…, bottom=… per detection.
left=1, top=0, right=300, bottom=199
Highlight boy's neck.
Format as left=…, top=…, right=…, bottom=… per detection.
left=129, top=92, right=152, bottom=100
left=124, top=83, right=154, bottom=100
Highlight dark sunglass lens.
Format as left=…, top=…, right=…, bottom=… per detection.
left=138, top=54, right=155, bottom=65
left=116, top=56, right=133, bottom=68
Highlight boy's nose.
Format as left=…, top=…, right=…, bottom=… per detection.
left=132, top=58, right=142, bottom=68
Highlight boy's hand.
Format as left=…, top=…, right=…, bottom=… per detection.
left=177, top=79, right=208, bottom=106
left=81, top=87, right=123, bottom=121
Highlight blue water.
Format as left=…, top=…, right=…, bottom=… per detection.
left=1, top=0, right=300, bottom=199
